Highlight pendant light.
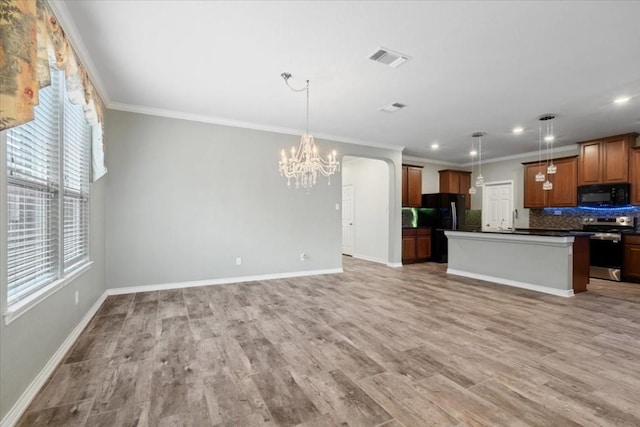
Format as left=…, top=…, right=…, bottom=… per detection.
left=543, top=114, right=557, bottom=175
left=539, top=114, right=555, bottom=191
left=472, top=132, right=485, bottom=187
left=535, top=122, right=545, bottom=183
left=469, top=138, right=477, bottom=195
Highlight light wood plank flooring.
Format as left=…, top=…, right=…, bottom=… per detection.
left=17, top=257, right=640, bottom=426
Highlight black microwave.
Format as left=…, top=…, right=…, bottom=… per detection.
left=577, top=183, right=630, bottom=207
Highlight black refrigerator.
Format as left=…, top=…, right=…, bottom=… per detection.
left=419, top=193, right=466, bottom=263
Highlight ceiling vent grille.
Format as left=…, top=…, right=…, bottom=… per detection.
left=368, top=47, right=411, bottom=68
left=380, top=102, right=406, bottom=113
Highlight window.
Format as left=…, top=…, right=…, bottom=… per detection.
left=5, top=69, right=90, bottom=307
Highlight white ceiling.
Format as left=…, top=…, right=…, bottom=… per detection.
left=58, top=0, right=640, bottom=164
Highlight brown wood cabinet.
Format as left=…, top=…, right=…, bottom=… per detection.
left=572, top=235, right=590, bottom=293
left=439, top=170, right=471, bottom=209
left=623, top=234, right=640, bottom=283
left=631, top=148, right=640, bottom=205
left=523, top=163, right=547, bottom=208
left=402, top=228, right=431, bottom=264
left=522, top=156, right=577, bottom=208
left=402, top=165, right=422, bottom=207
left=577, top=133, right=636, bottom=185
left=549, top=157, right=578, bottom=207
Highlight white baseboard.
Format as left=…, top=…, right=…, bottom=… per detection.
left=0, top=291, right=108, bottom=427
left=387, top=262, right=403, bottom=268
left=447, top=268, right=575, bottom=297
left=352, top=254, right=388, bottom=265
left=106, top=268, right=344, bottom=296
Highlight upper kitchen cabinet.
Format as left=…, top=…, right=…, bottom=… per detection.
left=577, top=133, right=637, bottom=185
left=402, top=165, right=422, bottom=207
left=439, top=170, right=472, bottom=209
left=632, top=147, right=640, bottom=205
left=549, top=156, right=578, bottom=206
left=523, top=163, right=547, bottom=208
left=522, top=156, right=577, bottom=208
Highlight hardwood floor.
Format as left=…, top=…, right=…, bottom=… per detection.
left=17, top=257, right=640, bottom=426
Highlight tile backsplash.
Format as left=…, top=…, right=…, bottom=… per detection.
left=529, top=207, right=640, bottom=230
left=465, top=209, right=482, bottom=229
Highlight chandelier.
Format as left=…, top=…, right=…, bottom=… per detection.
left=278, top=73, right=340, bottom=190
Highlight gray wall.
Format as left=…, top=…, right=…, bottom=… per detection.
left=342, top=157, right=389, bottom=263
left=0, top=177, right=106, bottom=422
left=105, top=110, right=402, bottom=289
left=420, top=163, right=443, bottom=194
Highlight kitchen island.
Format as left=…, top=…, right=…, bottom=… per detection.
left=444, top=230, right=591, bottom=297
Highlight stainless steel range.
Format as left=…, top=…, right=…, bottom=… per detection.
left=582, top=216, right=635, bottom=281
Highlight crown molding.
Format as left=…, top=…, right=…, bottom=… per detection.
left=459, top=144, right=579, bottom=167
left=46, top=0, right=111, bottom=105
left=109, top=101, right=404, bottom=152
left=402, top=155, right=461, bottom=167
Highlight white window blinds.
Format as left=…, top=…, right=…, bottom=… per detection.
left=5, top=69, right=91, bottom=306
left=6, top=79, right=60, bottom=305
left=63, top=87, right=90, bottom=272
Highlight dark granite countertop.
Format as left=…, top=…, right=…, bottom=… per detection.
left=442, top=229, right=594, bottom=237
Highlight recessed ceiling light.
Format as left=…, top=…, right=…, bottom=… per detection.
left=544, top=135, right=555, bottom=143
left=431, top=143, right=439, bottom=149
left=614, top=96, right=631, bottom=104
left=513, top=126, right=524, bottom=134
left=470, top=150, right=477, bottom=156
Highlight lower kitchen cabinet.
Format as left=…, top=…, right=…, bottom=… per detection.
left=402, top=228, right=432, bottom=264
left=623, top=234, right=640, bottom=283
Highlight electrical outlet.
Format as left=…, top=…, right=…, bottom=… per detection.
left=236, top=257, right=242, bottom=265
left=75, top=291, right=79, bottom=305
left=300, top=253, right=307, bottom=261
left=335, top=203, right=340, bottom=210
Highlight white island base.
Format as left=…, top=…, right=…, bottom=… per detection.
left=444, top=231, right=590, bottom=297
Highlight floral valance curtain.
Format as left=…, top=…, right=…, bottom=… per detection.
left=1, top=0, right=107, bottom=180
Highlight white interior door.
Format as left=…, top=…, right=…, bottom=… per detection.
left=482, top=181, right=514, bottom=231
left=342, top=184, right=354, bottom=255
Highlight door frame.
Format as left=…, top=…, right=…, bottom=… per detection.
left=481, top=180, right=514, bottom=231
left=341, top=184, right=354, bottom=256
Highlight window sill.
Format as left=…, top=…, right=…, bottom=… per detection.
left=4, top=261, right=94, bottom=326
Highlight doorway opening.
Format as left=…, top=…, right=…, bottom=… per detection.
left=341, top=157, right=390, bottom=264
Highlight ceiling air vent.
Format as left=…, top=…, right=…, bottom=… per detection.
left=379, top=102, right=406, bottom=113
left=368, top=47, right=411, bottom=68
